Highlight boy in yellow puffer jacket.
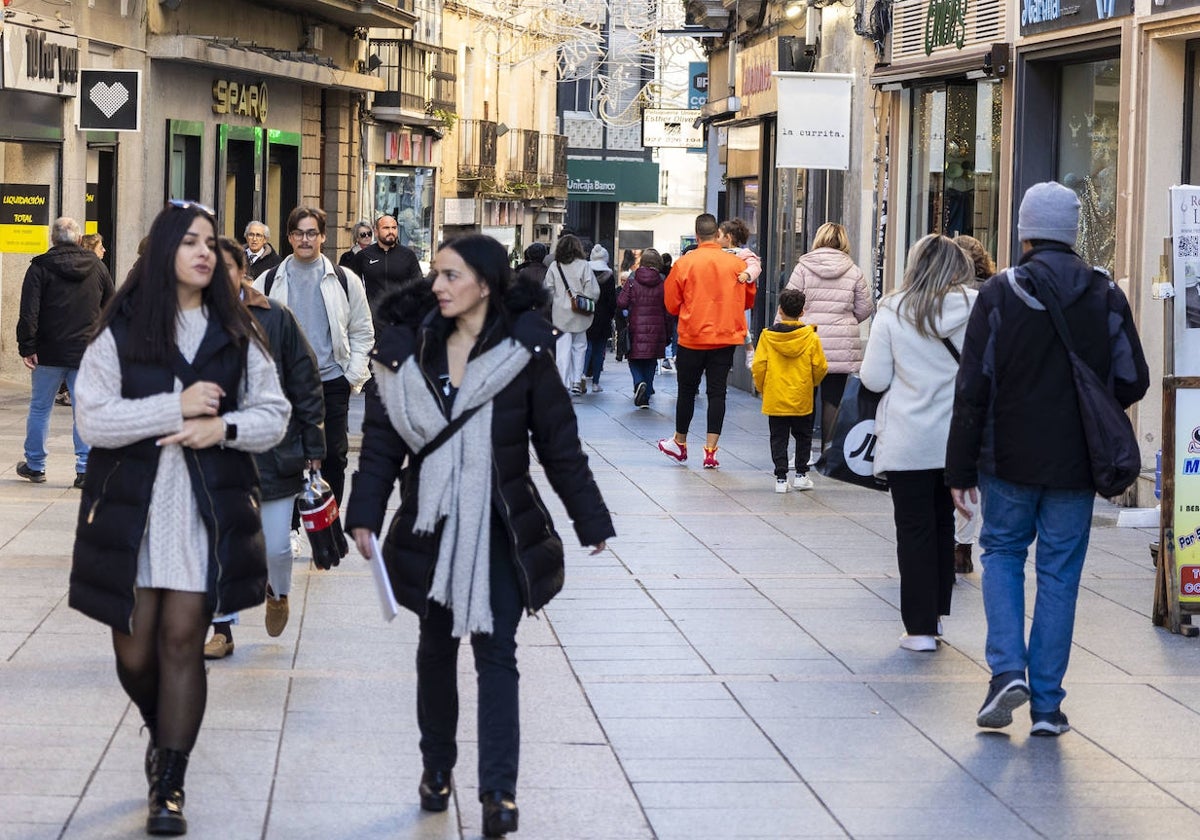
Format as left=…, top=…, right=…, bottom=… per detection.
left=752, top=288, right=828, bottom=492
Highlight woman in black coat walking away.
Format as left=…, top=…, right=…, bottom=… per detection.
left=69, top=202, right=290, bottom=835
left=345, top=234, right=614, bottom=837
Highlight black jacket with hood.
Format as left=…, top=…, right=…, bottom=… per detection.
left=345, top=275, right=615, bottom=617
left=945, top=243, right=1149, bottom=490
left=17, top=243, right=114, bottom=367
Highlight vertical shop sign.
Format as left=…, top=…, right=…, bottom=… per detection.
left=929, top=89, right=947, bottom=173
left=974, top=83, right=995, bottom=174
left=688, top=62, right=708, bottom=109
left=0, top=184, right=52, bottom=253
left=774, top=73, right=853, bottom=170
left=1170, top=186, right=1200, bottom=604
left=85, top=183, right=98, bottom=236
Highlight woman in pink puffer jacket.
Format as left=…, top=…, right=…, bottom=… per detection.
left=785, top=222, right=874, bottom=450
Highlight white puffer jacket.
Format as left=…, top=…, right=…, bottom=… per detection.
left=785, top=248, right=874, bottom=373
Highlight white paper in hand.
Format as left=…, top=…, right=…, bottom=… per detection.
left=368, top=533, right=400, bottom=622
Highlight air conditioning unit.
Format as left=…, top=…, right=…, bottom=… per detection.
left=685, top=0, right=730, bottom=28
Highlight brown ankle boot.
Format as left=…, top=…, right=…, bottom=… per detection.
left=954, top=543, right=974, bottom=574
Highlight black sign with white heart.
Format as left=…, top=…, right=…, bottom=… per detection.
left=78, top=69, right=140, bottom=132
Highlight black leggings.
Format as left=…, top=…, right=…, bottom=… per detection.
left=112, top=588, right=211, bottom=753
left=673, top=344, right=736, bottom=437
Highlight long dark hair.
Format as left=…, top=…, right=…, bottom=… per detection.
left=99, top=203, right=265, bottom=363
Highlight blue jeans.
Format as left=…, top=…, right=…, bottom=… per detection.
left=978, top=472, right=1094, bottom=713
left=628, top=358, right=657, bottom=396
left=24, top=365, right=86, bottom=474
left=584, top=336, right=607, bottom=382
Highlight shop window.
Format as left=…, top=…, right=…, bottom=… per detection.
left=906, top=80, right=1002, bottom=261
left=166, top=120, right=202, bottom=203
left=1056, top=59, right=1119, bottom=274
left=1186, top=41, right=1200, bottom=184
left=375, top=168, right=435, bottom=266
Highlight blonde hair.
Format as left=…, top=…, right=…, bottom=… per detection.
left=888, top=233, right=973, bottom=338
left=812, top=222, right=850, bottom=254
left=953, top=234, right=996, bottom=280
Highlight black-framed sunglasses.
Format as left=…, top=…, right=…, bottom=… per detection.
left=167, top=199, right=215, bottom=216
left=357, top=230, right=373, bottom=239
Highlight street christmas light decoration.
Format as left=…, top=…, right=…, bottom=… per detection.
left=462, top=0, right=696, bottom=127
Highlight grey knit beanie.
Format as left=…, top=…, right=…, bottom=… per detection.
left=1017, top=181, right=1080, bottom=247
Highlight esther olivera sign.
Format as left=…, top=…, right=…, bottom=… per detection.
left=642, top=109, right=704, bottom=149
left=773, top=73, right=854, bottom=171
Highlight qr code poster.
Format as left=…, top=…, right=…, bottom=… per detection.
left=1171, top=186, right=1200, bottom=374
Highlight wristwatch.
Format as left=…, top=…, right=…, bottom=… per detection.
left=221, top=419, right=238, bottom=447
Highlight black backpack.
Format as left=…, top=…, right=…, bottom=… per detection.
left=263, top=262, right=350, bottom=298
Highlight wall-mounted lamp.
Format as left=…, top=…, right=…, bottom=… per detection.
left=364, top=54, right=383, bottom=73
left=496, top=123, right=510, bottom=137
left=784, top=1, right=806, bottom=19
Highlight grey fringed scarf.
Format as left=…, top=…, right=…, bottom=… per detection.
left=375, top=338, right=531, bottom=637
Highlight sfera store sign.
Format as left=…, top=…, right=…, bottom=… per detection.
left=0, top=24, right=79, bottom=97
left=212, top=79, right=268, bottom=123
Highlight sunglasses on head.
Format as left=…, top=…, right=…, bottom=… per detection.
left=167, top=199, right=216, bottom=216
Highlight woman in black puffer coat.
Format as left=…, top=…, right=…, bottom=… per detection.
left=345, top=234, right=614, bottom=838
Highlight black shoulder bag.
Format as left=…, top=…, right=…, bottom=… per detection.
left=1036, top=273, right=1140, bottom=497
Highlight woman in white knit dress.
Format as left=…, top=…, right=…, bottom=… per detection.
left=69, top=201, right=289, bottom=835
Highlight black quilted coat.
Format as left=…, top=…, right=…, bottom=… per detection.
left=345, top=276, right=615, bottom=617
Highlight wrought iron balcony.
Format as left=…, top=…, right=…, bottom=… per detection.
left=459, top=119, right=498, bottom=181
left=539, top=134, right=568, bottom=188
left=251, top=0, right=416, bottom=28
left=506, top=129, right=540, bottom=187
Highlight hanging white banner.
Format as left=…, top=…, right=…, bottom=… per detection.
left=773, top=72, right=854, bottom=170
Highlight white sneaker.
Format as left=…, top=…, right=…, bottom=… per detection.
left=591, top=382, right=604, bottom=393
left=793, top=474, right=814, bottom=491
left=937, top=619, right=945, bottom=636
left=775, top=478, right=789, bottom=494
left=808, top=451, right=819, bottom=467
left=899, top=634, right=938, bottom=652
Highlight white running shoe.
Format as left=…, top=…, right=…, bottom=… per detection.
left=793, top=474, right=814, bottom=491
left=899, top=634, right=938, bottom=652
left=775, top=478, right=789, bottom=494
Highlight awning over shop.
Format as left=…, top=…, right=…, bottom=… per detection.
left=567, top=159, right=659, bottom=203
left=869, top=46, right=1006, bottom=88
left=148, top=35, right=386, bottom=92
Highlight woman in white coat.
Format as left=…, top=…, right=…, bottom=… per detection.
left=859, top=234, right=977, bottom=652
left=545, top=234, right=599, bottom=394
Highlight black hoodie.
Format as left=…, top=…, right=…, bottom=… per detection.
left=946, top=243, right=1149, bottom=490
left=17, top=243, right=115, bottom=367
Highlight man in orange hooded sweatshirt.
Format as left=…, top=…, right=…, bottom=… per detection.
left=657, top=213, right=755, bottom=469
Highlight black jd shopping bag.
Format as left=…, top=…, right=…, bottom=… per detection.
left=815, top=375, right=889, bottom=491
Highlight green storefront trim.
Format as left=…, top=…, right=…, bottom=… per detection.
left=567, top=159, right=659, bottom=203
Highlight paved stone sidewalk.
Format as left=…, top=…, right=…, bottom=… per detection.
left=0, top=364, right=1196, bottom=839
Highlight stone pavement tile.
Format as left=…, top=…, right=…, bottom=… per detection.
left=272, top=757, right=422, bottom=805
left=566, top=658, right=713, bottom=678
left=0, top=824, right=60, bottom=840
left=1013, top=804, right=1200, bottom=837
left=762, top=715, right=947, bottom=762
left=645, top=587, right=779, bottom=610
left=620, top=756, right=800, bottom=784
left=583, top=681, right=744, bottom=719
left=987, top=780, right=1182, bottom=809
left=792, top=751, right=970, bottom=783
left=559, top=643, right=702, bottom=662
left=265, top=801, right=457, bottom=840
left=604, top=716, right=778, bottom=760
left=553, top=630, right=686, bottom=648
left=729, top=681, right=900, bottom=720
left=0, top=793, right=76, bottom=823
left=643, top=804, right=846, bottom=839
left=0, top=722, right=120, bottom=771
left=618, top=554, right=736, bottom=577
left=451, top=783, right=654, bottom=840
left=832, top=804, right=1037, bottom=838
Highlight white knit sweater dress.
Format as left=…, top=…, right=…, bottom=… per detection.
left=74, top=307, right=290, bottom=592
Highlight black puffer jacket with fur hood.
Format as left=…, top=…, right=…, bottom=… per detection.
left=345, top=274, right=615, bottom=616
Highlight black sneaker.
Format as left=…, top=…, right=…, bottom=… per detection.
left=634, top=382, right=649, bottom=407
left=976, top=670, right=1030, bottom=729
left=74, top=472, right=86, bottom=489
left=1030, top=709, right=1070, bottom=737
left=15, top=462, right=46, bottom=483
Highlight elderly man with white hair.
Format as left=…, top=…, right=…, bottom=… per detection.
left=244, top=220, right=281, bottom=280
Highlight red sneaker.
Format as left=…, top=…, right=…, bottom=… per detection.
left=703, top=447, right=719, bottom=469
left=657, top=438, right=687, bottom=463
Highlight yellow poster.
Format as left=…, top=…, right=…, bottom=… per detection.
left=0, top=183, right=51, bottom=253
left=0, top=223, right=49, bottom=254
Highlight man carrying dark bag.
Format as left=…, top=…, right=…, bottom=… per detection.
left=946, top=181, right=1149, bottom=738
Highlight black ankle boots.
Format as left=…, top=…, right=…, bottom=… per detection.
left=146, top=748, right=188, bottom=836
left=481, top=790, right=518, bottom=837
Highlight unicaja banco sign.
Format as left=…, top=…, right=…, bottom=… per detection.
left=568, top=178, right=618, bottom=196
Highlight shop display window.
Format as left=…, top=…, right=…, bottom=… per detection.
left=906, top=80, right=1002, bottom=263
left=375, top=168, right=435, bottom=266
left=1056, top=59, right=1119, bottom=274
